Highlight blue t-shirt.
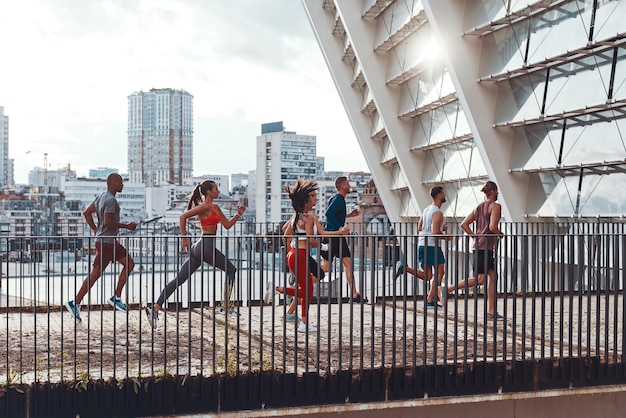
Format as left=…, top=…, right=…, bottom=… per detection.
left=325, top=193, right=346, bottom=232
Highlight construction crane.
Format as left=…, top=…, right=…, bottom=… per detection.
left=25, top=151, right=50, bottom=188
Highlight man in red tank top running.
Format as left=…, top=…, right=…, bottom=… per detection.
left=444, top=181, right=504, bottom=321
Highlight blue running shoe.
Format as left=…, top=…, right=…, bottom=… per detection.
left=425, top=300, right=444, bottom=308
left=65, top=300, right=82, bottom=322
left=285, top=312, right=301, bottom=322
left=108, top=296, right=127, bottom=312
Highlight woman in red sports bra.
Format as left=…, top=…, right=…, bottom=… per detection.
left=145, top=180, right=245, bottom=328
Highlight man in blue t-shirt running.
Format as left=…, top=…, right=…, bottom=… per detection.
left=320, top=176, right=365, bottom=303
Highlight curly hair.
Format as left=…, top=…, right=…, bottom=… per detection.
left=284, top=179, right=319, bottom=213
left=187, top=180, right=216, bottom=210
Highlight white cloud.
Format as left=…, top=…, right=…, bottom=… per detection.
left=0, top=0, right=367, bottom=183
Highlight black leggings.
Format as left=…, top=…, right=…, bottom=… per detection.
left=156, top=235, right=237, bottom=307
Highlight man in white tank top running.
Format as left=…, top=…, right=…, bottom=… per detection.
left=394, top=186, right=451, bottom=307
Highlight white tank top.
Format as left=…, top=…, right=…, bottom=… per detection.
left=418, top=204, right=443, bottom=247
left=290, top=218, right=318, bottom=247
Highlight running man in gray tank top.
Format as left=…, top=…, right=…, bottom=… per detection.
left=64, top=173, right=137, bottom=322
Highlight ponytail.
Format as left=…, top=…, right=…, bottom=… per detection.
left=187, top=185, right=202, bottom=210
left=187, top=180, right=216, bottom=210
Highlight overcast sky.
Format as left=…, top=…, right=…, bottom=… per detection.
left=0, top=0, right=367, bottom=184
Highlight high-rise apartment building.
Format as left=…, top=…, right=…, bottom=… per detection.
left=247, top=169, right=257, bottom=218
left=303, top=1, right=626, bottom=222
left=256, top=122, right=317, bottom=227
left=127, top=88, right=193, bottom=186
left=0, top=106, right=9, bottom=188
left=5, top=159, right=13, bottom=187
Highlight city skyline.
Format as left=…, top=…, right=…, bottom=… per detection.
left=0, top=0, right=368, bottom=185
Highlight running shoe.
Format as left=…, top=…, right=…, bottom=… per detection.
left=108, top=296, right=127, bottom=312
left=394, top=261, right=406, bottom=279
left=285, top=312, right=301, bottom=322
left=263, top=280, right=273, bottom=305
left=297, top=322, right=317, bottom=333
left=145, top=306, right=158, bottom=329
left=487, top=313, right=504, bottom=321
left=64, top=300, right=82, bottom=322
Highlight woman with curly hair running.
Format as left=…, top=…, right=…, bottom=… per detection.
left=280, top=179, right=349, bottom=333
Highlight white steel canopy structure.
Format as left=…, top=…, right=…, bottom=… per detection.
left=302, top=0, right=626, bottom=222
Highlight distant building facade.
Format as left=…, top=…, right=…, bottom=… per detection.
left=247, top=169, right=256, bottom=218
left=231, top=173, right=248, bottom=190
left=89, top=167, right=118, bottom=179
left=316, top=156, right=325, bottom=174
left=0, top=107, right=9, bottom=188
left=61, top=177, right=146, bottom=222
left=255, top=122, right=317, bottom=227
left=183, top=174, right=229, bottom=193
left=0, top=199, right=39, bottom=238
left=145, top=184, right=195, bottom=216
left=0, top=197, right=85, bottom=258
left=127, top=88, right=193, bottom=186
left=28, top=166, right=76, bottom=190
left=5, top=159, right=13, bottom=188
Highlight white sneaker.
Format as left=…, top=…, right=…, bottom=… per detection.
left=297, top=322, right=317, bottom=333
left=263, top=279, right=273, bottom=305
left=145, top=306, right=158, bottom=329
left=394, top=261, right=405, bottom=279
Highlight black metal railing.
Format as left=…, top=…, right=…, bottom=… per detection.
left=0, top=220, right=624, bottom=416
